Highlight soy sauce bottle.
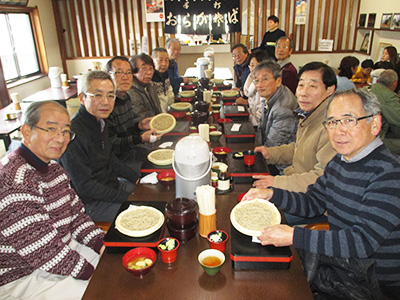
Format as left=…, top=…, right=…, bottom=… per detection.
left=218, top=165, right=230, bottom=191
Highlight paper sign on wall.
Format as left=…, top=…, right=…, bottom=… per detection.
left=318, top=39, right=334, bottom=52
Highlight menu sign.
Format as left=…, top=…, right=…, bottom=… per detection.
left=164, top=0, right=241, bottom=34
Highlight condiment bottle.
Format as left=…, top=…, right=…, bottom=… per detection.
left=217, top=165, right=230, bottom=191
left=211, top=172, right=218, bottom=188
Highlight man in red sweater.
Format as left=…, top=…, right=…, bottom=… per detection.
left=0, top=101, right=105, bottom=299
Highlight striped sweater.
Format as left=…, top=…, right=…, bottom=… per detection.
left=271, top=144, right=400, bottom=289
left=0, top=147, right=104, bottom=286
left=108, top=93, right=143, bottom=157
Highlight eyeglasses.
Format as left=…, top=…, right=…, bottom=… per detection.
left=323, top=115, right=375, bottom=130
left=276, top=45, right=289, bottom=49
left=232, top=53, right=244, bottom=58
left=85, top=92, right=116, bottom=101
left=34, top=126, right=76, bottom=140
left=138, top=66, right=154, bottom=73
left=112, top=71, right=133, bottom=77
left=253, top=77, right=274, bottom=85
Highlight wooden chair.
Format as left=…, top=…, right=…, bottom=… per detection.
left=95, top=222, right=111, bottom=232
left=304, top=222, right=330, bottom=231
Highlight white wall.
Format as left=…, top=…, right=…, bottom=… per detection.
left=7, top=0, right=63, bottom=99
left=6, top=0, right=400, bottom=98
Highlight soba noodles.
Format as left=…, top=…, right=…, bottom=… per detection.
left=119, top=208, right=161, bottom=231
left=234, top=201, right=278, bottom=231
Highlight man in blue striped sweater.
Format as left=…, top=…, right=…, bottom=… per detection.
left=244, top=89, right=400, bottom=299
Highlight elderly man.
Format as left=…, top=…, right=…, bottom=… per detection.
left=371, top=69, right=400, bottom=155
left=253, top=62, right=336, bottom=194
left=254, top=60, right=298, bottom=151
left=275, top=36, right=298, bottom=94
left=152, top=47, right=175, bottom=112
left=244, top=89, right=400, bottom=300
left=128, top=53, right=162, bottom=123
left=165, top=38, right=190, bottom=95
left=105, top=56, right=161, bottom=171
left=231, top=43, right=251, bottom=91
left=0, top=101, right=104, bottom=299
left=60, top=71, right=139, bottom=223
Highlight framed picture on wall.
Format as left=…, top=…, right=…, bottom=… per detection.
left=359, top=33, right=370, bottom=53
left=392, top=13, right=400, bottom=29
left=367, top=13, right=376, bottom=28
left=0, top=0, right=28, bottom=5
left=358, top=14, right=367, bottom=27
left=380, top=13, right=393, bottom=28
left=375, top=42, right=392, bottom=62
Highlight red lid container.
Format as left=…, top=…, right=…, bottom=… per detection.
left=165, top=197, right=199, bottom=228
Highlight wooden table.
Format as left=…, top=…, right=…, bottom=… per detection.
left=22, top=83, right=77, bottom=107
left=82, top=130, right=313, bottom=300
left=0, top=104, right=23, bottom=150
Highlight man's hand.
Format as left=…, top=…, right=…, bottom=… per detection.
left=141, top=129, right=162, bottom=142
left=242, top=187, right=273, bottom=201
left=138, top=117, right=153, bottom=131
left=254, top=146, right=270, bottom=159
left=258, top=224, right=294, bottom=247
left=235, top=97, right=248, bottom=105
left=252, top=175, right=275, bottom=188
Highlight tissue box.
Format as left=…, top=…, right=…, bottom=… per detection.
left=224, top=122, right=255, bottom=143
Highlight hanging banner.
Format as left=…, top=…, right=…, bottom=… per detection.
left=146, top=0, right=165, bottom=22
left=164, top=0, right=240, bottom=34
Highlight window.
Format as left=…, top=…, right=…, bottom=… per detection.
left=0, top=11, right=40, bottom=83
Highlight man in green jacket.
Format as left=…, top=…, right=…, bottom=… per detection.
left=370, top=69, right=400, bottom=155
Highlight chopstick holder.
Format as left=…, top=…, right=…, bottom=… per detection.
left=196, top=185, right=217, bottom=237
left=198, top=124, right=210, bottom=142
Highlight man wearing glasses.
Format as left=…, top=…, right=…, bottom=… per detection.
left=231, top=43, right=251, bottom=91
left=60, top=71, right=140, bottom=223
left=253, top=60, right=298, bottom=158
left=105, top=56, right=161, bottom=173
left=243, top=89, right=400, bottom=299
left=128, top=53, right=162, bottom=123
left=0, top=101, right=105, bottom=299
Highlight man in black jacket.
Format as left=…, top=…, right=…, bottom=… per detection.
left=60, top=71, right=139, bottom=223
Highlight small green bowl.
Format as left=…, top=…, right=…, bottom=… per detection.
left=211, top=103, right=222, bottom=111
left=198, top=249, right=225, bottom=276
left=209, top=130, right=222, bottom=142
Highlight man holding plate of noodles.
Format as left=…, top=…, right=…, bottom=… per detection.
left=243, top=89, right=400, bottom=300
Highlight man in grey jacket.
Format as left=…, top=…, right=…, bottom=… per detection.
left=128, top=53, right=162, bottom=123
left=256, top=60, right=298, bottom=150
